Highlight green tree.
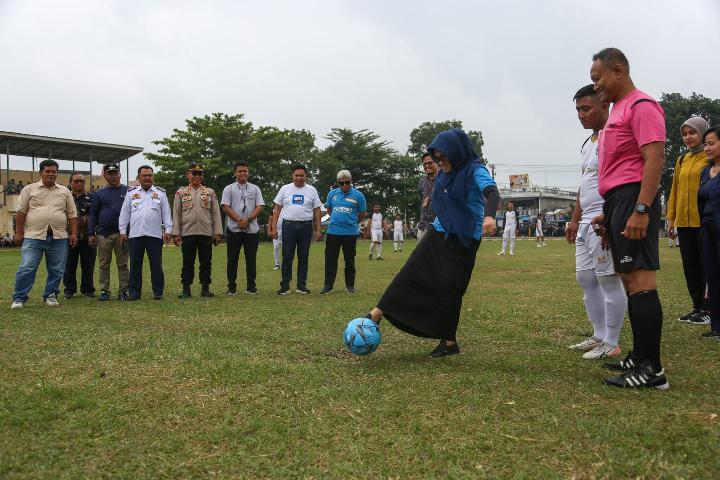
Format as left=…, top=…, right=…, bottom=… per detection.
left=659, top=92, right=720, bottom=198
left=408, top=120, right=484, bottom=160
left=146, top=113, right=317, bottom=223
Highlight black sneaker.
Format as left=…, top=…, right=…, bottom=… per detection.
left=277, top=287, right=291, bottom=295
left=368, top=254, right=373, bottom=260
left=226, top=288, right=237, bottom=296
left=245, top=288, right=259, bottom=295
left=153, top=295, right=163, bottom=300
left=687, top=311, right=711, bottom=325
left=429, top=340, right=461, bottom=358
left=602, top=361, right=669, bottom=390
left=603, top=350, right=640, bottom=372
left=97, top=290, right=111, bottom=302
left=678, top=309, right=702, bottom=323
left=64, top=292, right=74, bottom=300
left=201, top=287, right=214, bottom=298
left=296, top=287, right=310, bottom=294
left=377, top=256, right=384, bottom=261
left=82, top=292, right=96, bottom=299
left=320, top=286, right=333, bottom=295
left=125, top=295, right=140, bottom=301
left=346, top=286, right=356, bottom=294
left=178, top=289, right=192, bottom=299
left=700, top=330, right=720, bottom=338
left=118, top=290, right=130, bottom=301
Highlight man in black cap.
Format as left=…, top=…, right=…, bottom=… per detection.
left=63, top=173, right=96, bottom=298
left=172, top=163, right=223, bottom=297
left=88, top=163, right=130, bottom=301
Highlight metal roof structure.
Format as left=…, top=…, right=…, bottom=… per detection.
left=0, top=131, right=143, bottom=164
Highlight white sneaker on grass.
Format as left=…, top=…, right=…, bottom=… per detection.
left=568, top=336, right=602, bottom=351
left=11, top=300, right=25, bottom=309
left=583, top=342, right=621, bottom=360
left=45, top=294, right=60, bottom=307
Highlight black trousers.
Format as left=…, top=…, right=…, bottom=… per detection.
left=63, top=239, right=96, bottom=295
left=677, top=227, right=706, bottom=310
left=324, top=233, right=357, bottom=288
left=226, top=229, right=259, bottom=291
left=128, top=236, right=164, bottom=298
left=281, top=220, right=313, bottom=290
left=181, top=235, right=213, bottom=286
left=701, top=223, right=720, bottom=331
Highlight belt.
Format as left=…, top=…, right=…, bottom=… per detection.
left=283, top=219, right=312, bottom=224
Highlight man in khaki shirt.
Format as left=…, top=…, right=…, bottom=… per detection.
left=11, top=159, right=78, bottom=309
left=172, top=163, right=222, bottom=298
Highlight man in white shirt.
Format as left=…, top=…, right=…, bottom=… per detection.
left=393, top=214, right=405, bottom=252
left=565, top=83, right=626, bottom=360
left=498, top=202, right=519, bottom=256
left=119, top=165, right=172, bottom=300
left=270, top=164, right=322, bottom=294
left=368, top=204, right=387, bottom=260
left=535, top=213, right=547, bottom=247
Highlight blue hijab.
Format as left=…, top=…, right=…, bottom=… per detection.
left=428, top=129, right=483, bottom=246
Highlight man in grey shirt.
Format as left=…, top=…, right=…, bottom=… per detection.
left=417, top=152, right=438, bottom=242
left=221, top=161, right=265, bottom=295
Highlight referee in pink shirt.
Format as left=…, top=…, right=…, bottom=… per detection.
left=589, top=48, right=669, bottom=390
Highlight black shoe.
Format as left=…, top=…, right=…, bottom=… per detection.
left=201, top=286, right=214, bottom=298
left=125, top=295, right=140, bottom=301
left=226, top=288, right=237, bottom=296
left=429, top=339, right=461, bottom=358
left=245, top=288, right=259, bottom=295
left=603, top=350, right=640, bottom=372
left=64, top=292, right=74, bottom=300
left=346, top=286, right=356, bottom=294
left=700, top=330, right=720, bottom=338
left=368, top=254, right=373, bottom=260
left=602, top=361, right=669, bottom=390
left=178, top=289, right=192, bottom=299
left=678, top=309, right=698, bottom=322
left=153, top=295, right=163, bottom=300
left=296, top=287, right=310, bottom=294
left=97, top=290, right=111, bottom=302
left=320, top=286, right=333, bottom=295
left=377, top=256, right=384, bottom=260
left=687, top=310, right=711, bottom=325
left=277, top=287, right=291, bottom=295
left=118, top=290, right=130, bottom=301
left=82, top=292, right=96, bottom=299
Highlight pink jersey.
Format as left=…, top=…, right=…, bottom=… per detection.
left=597, top=90, right=666, bottom=197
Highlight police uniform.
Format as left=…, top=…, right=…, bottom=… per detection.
left=172, top=165, right=222, bottom=297
left=118, top=183, right=172, bottom=299
left=63, top=189, right=96, bottom=297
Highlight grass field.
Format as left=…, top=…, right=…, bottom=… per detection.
left=0, top=238, right=718, bottom=479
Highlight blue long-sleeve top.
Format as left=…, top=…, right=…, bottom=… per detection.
left=89, top=184, right=128, bottom=236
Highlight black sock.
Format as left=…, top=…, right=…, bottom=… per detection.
left=626, top=291, right=641, bottom=358
left=628, top=290, right=663, bottom=371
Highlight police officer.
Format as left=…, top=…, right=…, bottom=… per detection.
left=172, top=163, right=223, bottom=298
left=118, top=165, right=172, bottom=300
left=63, top=173, right=96, bottom=298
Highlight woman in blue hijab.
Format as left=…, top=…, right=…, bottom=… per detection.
left=360, top=129, right=500, bottom=357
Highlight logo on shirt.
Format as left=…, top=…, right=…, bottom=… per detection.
left=346, top=198, right=357, bottom=204
left=292, top=194, right=304, bottom=205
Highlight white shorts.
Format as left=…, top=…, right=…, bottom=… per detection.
left=535, top=229, right=543, bottom=237
left=575, top=222, right=615, bottom=276
left=394, top=232, right=404, bottom=242
left=371, top=229, right=383, bottom=242
left=503, top=227, right=516, bottom=239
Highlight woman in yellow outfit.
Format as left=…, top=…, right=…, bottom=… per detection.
left=666, top=116, right=711, bottom=324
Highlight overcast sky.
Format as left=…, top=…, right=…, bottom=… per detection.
left=1, top=0, right=719, bottom=189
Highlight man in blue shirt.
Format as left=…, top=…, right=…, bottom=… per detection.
left=88, top=163, right=129, bottom=301
left=321, top=170, right=367, bottom=294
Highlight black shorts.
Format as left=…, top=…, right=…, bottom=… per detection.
left=602, top=183, right=660, bottom=273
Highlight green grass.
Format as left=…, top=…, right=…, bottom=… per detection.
left=0, top=238, right=718, bottom=479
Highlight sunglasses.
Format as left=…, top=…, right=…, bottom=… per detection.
left=338, top=180, right=351, bottom=186
left=191, top=171, right=204, bottom=176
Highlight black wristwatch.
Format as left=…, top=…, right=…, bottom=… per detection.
left=634, top=203, right=649, bottom=214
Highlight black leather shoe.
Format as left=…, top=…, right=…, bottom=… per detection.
left=153, top=295, right=163, bottom=300
left=201, top=286, right=214, bottom=297
left=178, top=289, right=192, bottom=299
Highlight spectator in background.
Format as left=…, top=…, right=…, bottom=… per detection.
left=6, top=179, right=17, bottom=194
left=698, top=127, right=720, bottom=340
left=62, top=173, right=96, bottom=299
left=417, top=153, right=438, bottom=242
left=666, top=116, right=711, bottom=325
left=16, top=180, right=25, bottom=193
left=11, top=159, right=78, bottom=309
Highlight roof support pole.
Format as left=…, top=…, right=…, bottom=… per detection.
left=126, top=157, right=129, bottom=184
left=89, top=153, right=93, bottom=190
left=31, top=156, right=35, bottom=183
left=4, top=144, right=8, bottom=207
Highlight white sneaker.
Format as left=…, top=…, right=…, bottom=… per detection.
left=10, top=300, right=24, bottom=309
left=568, top=337, right=602, bottom=351
left=543, top=242, right=547, bottom=247
left=45, top=294, right=60, bottom=307
left=537, top=244, right=542, bottom=248
left=509, top=252, right=514, bottom=256
left=497, top=251, right=505, bottom=256
left=583, top=342, right=621, bottom=360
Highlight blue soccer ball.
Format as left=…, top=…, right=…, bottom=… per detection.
left=344, top=318, right=381, bottom=356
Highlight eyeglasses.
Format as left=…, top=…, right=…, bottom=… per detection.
left=338, top=181, right=351, bottom=186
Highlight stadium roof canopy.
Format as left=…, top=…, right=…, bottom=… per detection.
left=0, top=131, right=143, bottom=164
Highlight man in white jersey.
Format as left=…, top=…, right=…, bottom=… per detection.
left=497, top=202, right=519, bottom=255
left=369, top=204, right=387, bottom=260
left=535, top=213, right=547, bottom=247
left=392, top=214, right=405, bottom=252
left=565, top=84, right=627, bottom=360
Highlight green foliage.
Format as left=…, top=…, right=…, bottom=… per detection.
left=408, top=120, right=485, bottom=160
left=659, top=92, right=720, bottom=198
left=145, top=113, right=317, bottom=222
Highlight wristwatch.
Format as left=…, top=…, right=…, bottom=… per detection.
left=634, top=203, right=649, bottom=214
